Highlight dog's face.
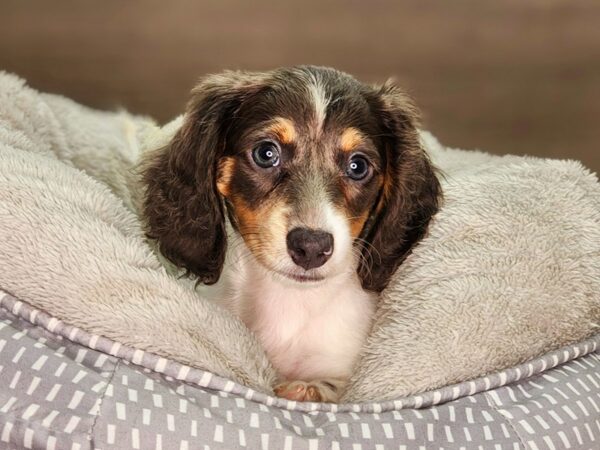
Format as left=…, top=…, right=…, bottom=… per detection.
left=214, top=77, right=388, bottom=284
left=143, top=66, right=441, bottom=291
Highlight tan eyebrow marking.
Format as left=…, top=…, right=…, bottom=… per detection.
left=340, top=127, right=365, bottom=152
left=267, top=117, right=296, bottom=144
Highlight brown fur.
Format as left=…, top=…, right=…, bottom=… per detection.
left=227, top=194, right=289, bottom=269
left=362, top=85, right=441, bottom=290
left=142, top=67, right=441, bottom=292
left=142, top=71, right=268, bottom=284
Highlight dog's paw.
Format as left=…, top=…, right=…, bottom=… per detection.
left=273, top=379, right=345, bottom=403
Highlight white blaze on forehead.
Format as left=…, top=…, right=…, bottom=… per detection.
left=307, top=72, right=330, bottom=133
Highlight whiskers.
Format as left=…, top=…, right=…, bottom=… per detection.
left=227, top=223, right=378, bottom=286
left=353, top=237, right=381, bottom=284
left=226, top=227, right=288, bottom=271
left=228, top=227, right=332, bottom=283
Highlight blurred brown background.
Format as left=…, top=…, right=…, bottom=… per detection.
left=1, top=0, right=598, bottom=172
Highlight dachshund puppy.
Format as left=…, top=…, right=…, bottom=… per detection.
left=142, top=66, right=441, bottom=402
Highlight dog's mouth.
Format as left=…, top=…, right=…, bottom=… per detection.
left=253, top=255, right=331, bottom=284
left=276, top=270, right=325, bottom=283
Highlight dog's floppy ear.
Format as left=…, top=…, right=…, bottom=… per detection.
left=142, top=71, right=267, bottom=284
left=359, top=81, right=442, bottom=292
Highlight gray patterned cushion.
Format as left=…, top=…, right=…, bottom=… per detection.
left=2, top=290, right=599, bottom=449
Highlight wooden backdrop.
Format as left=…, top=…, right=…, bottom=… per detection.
left=1, top=0, right=598, bottom=172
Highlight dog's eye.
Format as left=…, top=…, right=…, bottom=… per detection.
left=252, top=142, right=280, bottom=168
left=346, top=155, right=370, bottom=181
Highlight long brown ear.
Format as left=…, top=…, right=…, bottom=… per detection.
left=359, top=81, right=442, bottom=292
left=142, top=71, right=267, bottom=284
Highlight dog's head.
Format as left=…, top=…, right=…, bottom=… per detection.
left=143, top=66, right=441, bottom=292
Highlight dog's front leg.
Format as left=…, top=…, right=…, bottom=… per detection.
left=274, top=378, right=347, bottom=403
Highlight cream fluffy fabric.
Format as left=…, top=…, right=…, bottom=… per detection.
left=0, top=72, right=276, bottom=391
left=343, top=135, right=600, bottom=401
left=0, top=72, right=599, bottom=402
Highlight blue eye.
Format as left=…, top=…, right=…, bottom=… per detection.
left=346, top=155, right=370, bottom=180
left=252, top=142, right=280, bottom=168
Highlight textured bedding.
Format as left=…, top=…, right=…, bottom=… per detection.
left=2, top=290, right=600, bottom=449
left=1, top=71, right=600, bottom=448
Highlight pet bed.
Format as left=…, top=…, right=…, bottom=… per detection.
left=2, top=291, right=600, bottom=449
left=1, top=72, right=599, bottom=449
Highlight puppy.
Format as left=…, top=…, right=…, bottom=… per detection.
left=142, top=66, right=441, bottom=402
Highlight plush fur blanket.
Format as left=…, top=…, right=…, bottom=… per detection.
left=1, top=72, right=599, bottom=402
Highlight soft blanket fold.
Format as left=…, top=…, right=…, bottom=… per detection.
left=0, top=72, right=599, bottom=402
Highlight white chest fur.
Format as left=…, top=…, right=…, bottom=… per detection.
left=208, top=251, right=377, bottom=382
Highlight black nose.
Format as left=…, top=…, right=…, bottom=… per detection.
left=286, top=228, right=334, bottom=270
